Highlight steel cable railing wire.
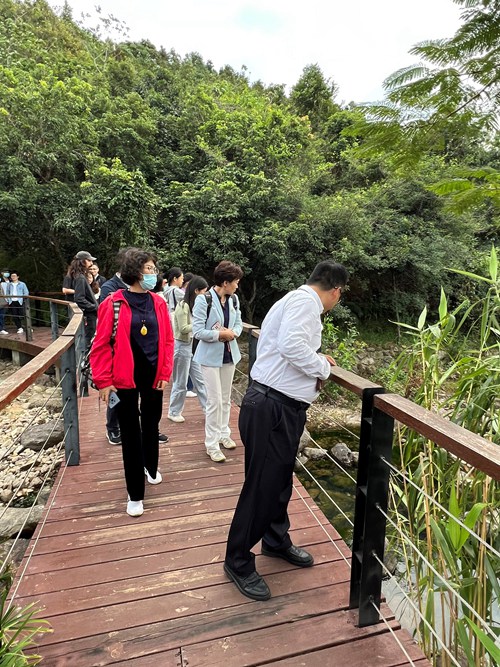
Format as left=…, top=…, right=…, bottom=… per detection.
left=382, top=456, right=500, bottom=560
left=376, top=503, right=497, bottom=642
left=0, top=427, right=69, bottom=577
left=0, top=369, right=69, bottom=461
left=294, top=456, right=354, bottom=527
left=292, top=481, right=352, bottom=568
left=367, top=597, right=420, bottom=667
left=371, top=551, right=464, bottom=667
left=0, top=399, right=69, bottom=521
left=5, top=436, right=73, bottom=609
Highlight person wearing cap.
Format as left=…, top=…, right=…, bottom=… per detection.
left=64, top=251, right=98, bottom=349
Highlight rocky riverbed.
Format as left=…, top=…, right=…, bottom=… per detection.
left=0, top=359, right=65, bottom=570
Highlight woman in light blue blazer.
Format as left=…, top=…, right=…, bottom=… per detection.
left=192, top=261, right=243, bottom=462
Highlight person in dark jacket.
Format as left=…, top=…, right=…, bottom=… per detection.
left=65, top=251, right=98, bottom=349
left=90, top=248, right=174, bottom=517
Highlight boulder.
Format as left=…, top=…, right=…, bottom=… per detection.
left=302, top=447, right=327, bottom=461
left=20, top=421, right=65, bottom=452
left=0, top=506, right=44, bottom=539
left=330, top=442, right=354, bottom=467
left=298, top=427, right=310, bottom=454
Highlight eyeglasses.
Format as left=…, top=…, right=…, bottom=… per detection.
left=143, top=266, right=159, bottom=274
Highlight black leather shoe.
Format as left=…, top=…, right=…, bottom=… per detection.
left=261, top=544, right=314, bottom=567
left=223, top=563, right=271, bottom=601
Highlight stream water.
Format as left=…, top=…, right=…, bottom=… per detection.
left=295, top=427, right=360, bottom=544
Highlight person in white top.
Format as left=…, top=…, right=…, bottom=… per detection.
left=224, top=260, right=349, bottom=601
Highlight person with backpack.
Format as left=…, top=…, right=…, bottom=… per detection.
left=168, top=276, right=208, bottom=422
left=192, top=261, right=243, bottom=463
left=90, top=248, right=174, bottom=517
left=163, top=267, right=184, bottom=321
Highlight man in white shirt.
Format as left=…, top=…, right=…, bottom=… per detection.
left=224, top=261, right=349, bottom=601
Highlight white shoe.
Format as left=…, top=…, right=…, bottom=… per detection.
left=127, top=500, right=144, bottom=517
left=186, top=391, right=197, bottom=398
left=0, top=330, right=8, bottom=335
left=144, top=467, right=162, bottom=484
left=207, top=450, right=226, bottom=463
left=220, top=437, right=236, bottom=450
left=168, top=414, right=185, bottom=423
left=17, top=328, right=23, bottom=334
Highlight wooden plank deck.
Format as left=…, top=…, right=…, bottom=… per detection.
left=11, top=389, right=429, bottom=666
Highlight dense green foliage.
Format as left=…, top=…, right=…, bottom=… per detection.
left=0, top=0, right=498, bottom=324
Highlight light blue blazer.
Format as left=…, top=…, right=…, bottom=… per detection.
left=192, top=287, right=243, bottom=367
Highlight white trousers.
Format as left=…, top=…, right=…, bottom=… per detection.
left=201, top=364, right=235, bottom=453
left=169, top=340, right=207, bottom=416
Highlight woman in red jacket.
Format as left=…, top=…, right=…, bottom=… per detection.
left=91, top=248, right=174, bottom=517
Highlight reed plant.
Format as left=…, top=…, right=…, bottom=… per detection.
left=386, top=247, right=500, bottom=666
left=0, top=570, right=52, bottom=666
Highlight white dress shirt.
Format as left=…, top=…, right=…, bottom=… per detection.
left=251, top=285, right=331, bottom=404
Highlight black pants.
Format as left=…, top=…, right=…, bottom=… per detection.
left=10, top=301, right=24, bottom=329
left=106, top=403, right=120, bottom=432
left=225, top=385, right=307, bottom=576
left=84, top=313, right=97, bottom=351
left=116, top=353, right=163, bottom=501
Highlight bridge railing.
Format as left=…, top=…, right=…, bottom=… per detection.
left=0, top=296, right=84, bottom=466
left=242, top=326, right=500, bottom=657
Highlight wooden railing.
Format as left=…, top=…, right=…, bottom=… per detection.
left=0, top=296, right=84, bottom=465
left=242, top=326, right=500, bottom=628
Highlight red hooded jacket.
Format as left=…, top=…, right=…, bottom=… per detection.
left=90, top=290, right=174, bottom=390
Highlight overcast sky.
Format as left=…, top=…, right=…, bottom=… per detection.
left=50, top=0, right=462, bottom=104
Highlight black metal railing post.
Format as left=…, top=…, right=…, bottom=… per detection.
left=49, top=301, right=59, bottom=341
left=61, top=341, right=80, bottom=465
left=349, top=386, right=394, bottom=627
left=24, top=298, right=33, bottom=341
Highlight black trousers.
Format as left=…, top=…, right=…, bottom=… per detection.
left=225, top=385, right=307, bottom=576
left=106, top=403, right=120, bottom=432
left=9, top=301, right=24, bottom=329
left=116, top=353, right=163, bottom=501
left=84, top=313, right=97, bottom=351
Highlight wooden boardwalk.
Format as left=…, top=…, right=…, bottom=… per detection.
left=11, top=389, right=430, bottom=666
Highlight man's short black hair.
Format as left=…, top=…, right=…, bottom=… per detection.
left=120, top=248, right=157, bottom=286
left=306, top=261, right=349, bottom=291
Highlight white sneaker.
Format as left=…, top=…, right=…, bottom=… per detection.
left=220, top=437, right=237, bottom=449
left=0, top=330, right=8, bottom=335
left=207, top=450, right=226, bottom=463
left=17, top=328, right=23, bottom=334
left=144, top=467, right=162, bottom=484
left=186, top=391, right=197, bottom=398
left=127, top=500, right=144, bottom=517
left=168, top=414, right=185, bottom=423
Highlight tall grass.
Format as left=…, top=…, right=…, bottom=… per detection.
left=0, top=570, right=52, bottom=666
left=387, top=247, right=500, bottom=666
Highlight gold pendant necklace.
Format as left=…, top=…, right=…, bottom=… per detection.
left=140, top=323, right=148, bottom=336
